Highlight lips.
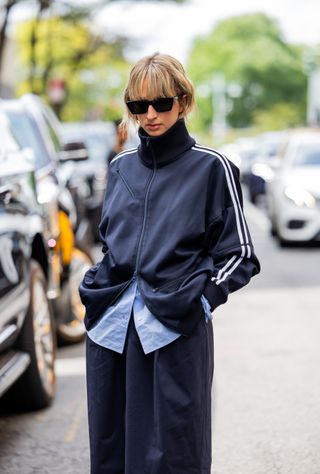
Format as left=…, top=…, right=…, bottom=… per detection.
left=147, top=124, right=161, bottom=129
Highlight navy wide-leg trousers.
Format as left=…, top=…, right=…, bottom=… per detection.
left=86, top=316, right=214, bottom=474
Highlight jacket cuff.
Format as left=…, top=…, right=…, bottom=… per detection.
left=203, top=278, right=228, bottom=311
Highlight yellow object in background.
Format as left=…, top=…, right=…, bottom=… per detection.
left=56, top=210, right=74, bottom=266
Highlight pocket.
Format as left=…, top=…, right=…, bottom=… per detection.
left=83, top=263, right=99, bottom=285
left=80, top=278, right=132, bottom=318
left=152, top=275, right=186, bottom=293
left=179, top=268, right=211, bottom=290
left=82, top=251, right=114, bottom=289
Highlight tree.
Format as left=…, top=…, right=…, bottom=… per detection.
left=1, top=0, right=186, bottom=105
left=187, top=13, right=308, bottom=131
left=0, top=0, right=186, bottom=76
left=15, top=15, right=129, bottom=119
left=0, top=0, right=24, bottom=92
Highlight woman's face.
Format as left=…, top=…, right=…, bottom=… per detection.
left=136, top=81, right=183, bottom=137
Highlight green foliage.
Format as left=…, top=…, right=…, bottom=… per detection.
left=187, top=13, right=308, bottom=131
left=253, top=102, right=303, bottom=131
left=14, top=16, right=130, bottom=120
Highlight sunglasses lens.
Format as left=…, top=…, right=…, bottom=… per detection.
left=153, top=98, right=174, bottom=112
left=126, top=97, right=176, bottom=114
left=126, top=101, right=148, bottom=114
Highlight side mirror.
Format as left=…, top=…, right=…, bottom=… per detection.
left=59, top=141, right=89, bottom=162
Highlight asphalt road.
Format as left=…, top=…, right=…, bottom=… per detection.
left=0, top=199, right=319, bottom=474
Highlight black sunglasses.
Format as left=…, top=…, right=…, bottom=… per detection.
left=126, top=96, right=180, bottom=115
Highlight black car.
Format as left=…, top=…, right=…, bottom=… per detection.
left=61, top=120, right=139, bottom=241
left=0, top=116, right=56, bottom=410
left=61, top=120, right=115, bottom=241
left=20, top=93, right=97, bottom=249
left=1, top=97, right=93, bottom=345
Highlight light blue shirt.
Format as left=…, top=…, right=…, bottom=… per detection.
left=88, top=279, right=212, bottom=354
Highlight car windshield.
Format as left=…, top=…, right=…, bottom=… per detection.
left=5, top=110, right=51, bottom=170
left=0, top=112, right=20, bottom=154
left=262, top=141, right=281, bottom=158
left=293, top=143, right=320, bottom=166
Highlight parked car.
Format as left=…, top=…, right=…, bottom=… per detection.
left=17, top=94, right=95, bottom=250
left=247, top=131, right=288, bottom=204
left=1, top=97, right=93, bottom=344
left=266, top=129, right=320, bottom=245
left=61, top=120, right=115, bottom=240
left=61, top=120, right=116, bottom=162
left=0, top=112, right=56, bottom=410
left=61, top=120, right=139, bottom=240
left=233, top=136, right=260, bottom=184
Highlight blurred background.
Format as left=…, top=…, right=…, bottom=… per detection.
left=0, top=1, right=319, bottom=473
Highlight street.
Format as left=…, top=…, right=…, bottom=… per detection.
left=0, top=200, right=320, bottom=474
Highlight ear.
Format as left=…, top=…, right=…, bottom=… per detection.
left=179, top=94, right=187, bottom=113
left=178, top=96, right=186, bottom=115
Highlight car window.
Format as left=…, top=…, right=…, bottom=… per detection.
left=262, top=142, right=281, bottom=158
left=294, top=144, right=320, bottom=166
left=5, top=110, right=52, bottom=170
left=84, top=133, right=114, bottom=161
left=0, top=112, right=20, bottom=154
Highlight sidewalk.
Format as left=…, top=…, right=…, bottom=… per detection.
left=211, top=285, right=320, bottom=474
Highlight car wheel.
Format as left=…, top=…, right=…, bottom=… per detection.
left=278, top=237, right=292, bottom=248
left=2, top=260, right=56, bottom=411
left=55, top=248, right=93, bottom=345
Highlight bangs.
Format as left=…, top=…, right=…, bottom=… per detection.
left=127, top=65, right=177, bottom=100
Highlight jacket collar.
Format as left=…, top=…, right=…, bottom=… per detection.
left=137, top=119, right=196, bottom=168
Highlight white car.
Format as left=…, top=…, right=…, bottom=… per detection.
left=266, top=129, right=320, bottom=245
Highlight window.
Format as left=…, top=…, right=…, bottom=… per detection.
left=6, top=110, right=52, bottom=170
left=0, top=112, right=20, bottom=154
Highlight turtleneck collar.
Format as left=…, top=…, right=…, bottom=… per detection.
left=137, top=119, right=196, bottom=168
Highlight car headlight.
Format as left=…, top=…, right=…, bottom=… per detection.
left=284, top=186, right=316, bottom=208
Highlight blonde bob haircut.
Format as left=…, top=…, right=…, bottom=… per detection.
left=121, top=52, right=195, bottom=130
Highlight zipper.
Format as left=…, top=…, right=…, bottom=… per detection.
left=134, top=138, right=157, bottom=275
left=116, top=169, right=135, bottom=198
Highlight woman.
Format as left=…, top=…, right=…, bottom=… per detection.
left=79, top=52, right=260, bottom=474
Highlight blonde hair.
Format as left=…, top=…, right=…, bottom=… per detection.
left=121, top=52, right=195, bottom=130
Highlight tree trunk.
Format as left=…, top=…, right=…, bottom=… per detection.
left=29, top=1, right=51, bottom=93
left=0, top=1, right=15, bottom=95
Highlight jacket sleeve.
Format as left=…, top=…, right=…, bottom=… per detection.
left=203, top=156, right=260, bottom=311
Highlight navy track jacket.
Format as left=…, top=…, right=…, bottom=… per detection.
left=79, top=119, right=260, bottom=335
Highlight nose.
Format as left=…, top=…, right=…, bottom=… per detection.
left=146, top=104, right=157, bottom=119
